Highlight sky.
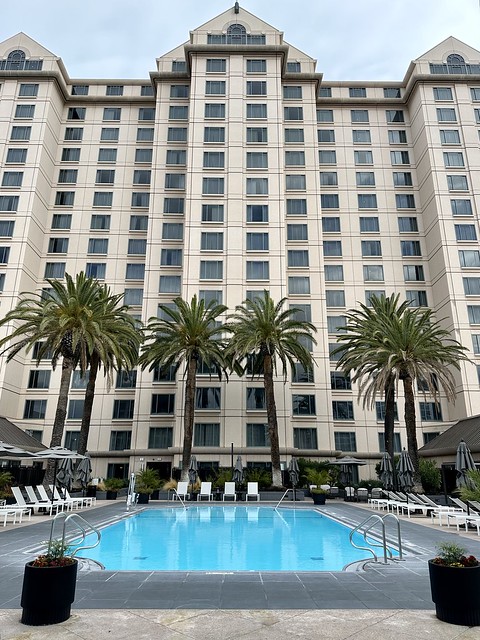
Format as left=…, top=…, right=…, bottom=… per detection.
left=1, top=0, right=480, bottom=81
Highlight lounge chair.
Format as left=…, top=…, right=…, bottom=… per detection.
left=50, top=486, right=83, bottom=510
left=36, top=485, right=69, bottom=511
left=223, top=482, right=236, bottom=501
left=173, top=481, right=189, bottom=501
left=357, top=488, right=368, bottom=502
left=197, top=481, right=212, bottom=501
left=25, top=486, right=49, bottom=506
left=344, top=487, right=356, bottom=502
left=246, top=482, right=260, bottom=501
left=329, top=486, right=339, bottom=498
left=0, top=505, right=31, bottom=526
left=449, top=497, right=470, bottom=511
left=11, top=486, right=60, bottom=516
left=64, top=488, right=95, bottom=507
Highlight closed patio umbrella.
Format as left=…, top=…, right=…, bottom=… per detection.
left=396, top=449, right=414, bottom=491
left=233, top=456, right=244, bottom=483
left=288, top=457, right=300, bottom=487
left=188, top=455, right=198, bottom=488
left=455, top=439, right=476, bottom=489
left=379, top=452, right=394, bottom=490
left=56, top=457, right=75, bottom=493
left=75, top=454, right=92, bottom=490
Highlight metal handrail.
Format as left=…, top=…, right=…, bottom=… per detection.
left=172, top=488, right=187, bottom=510
left=274, top=489, right=291, bottom=509
left=48, top=511, right=101, bottom=557
left=349, top=512, right=403, bottom=564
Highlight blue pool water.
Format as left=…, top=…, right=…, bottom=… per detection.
left=76, top=507, right=381, bottom=571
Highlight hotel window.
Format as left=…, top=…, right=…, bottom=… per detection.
left=246, top=81, right=266, bottom=95
left=48, top=237, right=69, bottom=253
left=127, top=239, right=147, bottom=255
left=455, top=224, right=477, bottom=241
left=318, top=130, right=335, bottom=143
left=2, top=172, right=23, bottom=187
left=19, top=83, right=39, bottom=97
left=356, top=172, right=375, bottom=187
left=288, top=250, right=309, bottom=267
left=324, top=265, right=344, bottom=281
left=0, top=195, right=19, bottom=211
left=246, top=204, right=268, bottom=223
left=320, top=172, right=338, bottom=186
left=135, top=149, right=153, bottom=163
left=317, top=109, right=334, bottom=122
left=285, top=128, right=304, bottom=143
left=325, top=290, right=345, bottom=307
left=468, top=306, right=480, bottom=324
left=286, top=175, right=306, bottom=191
left=96, top=169, right=115, bottom=184
left=349, top=87, right=367, bottom=97
left=171, top=60, right=186, bottom=72
left=292, top=363, right=314, bottom=384
left=200, top=260, right=223, bottom=280
left=246, top=423, right=270, bottom=447
left=103, top=108, right=121, bottom=121
left=169, top=106, right=188, bottom=120
left=246, top=103, right=267, bottom=119
left=391, top=150, right=410, bottom=165
left=323, top=240, right=342, bottom=257
left=23, top=399, right=47, bottom=420
left=420, top=402, right=442, bottom=421
left=473, top=335, right=480, bottom=354
left=366, top=291, right=385, bottom=307
left=11, top=126, right=31, bottom=140
left=138, top=107, right=155, bottom=121
left=6, top=148, right=27, bottom=163
left=246, top=177, right=268, bottom=195
left=167, top=127, right=187, bottom=142
left=288, top=276, right=310, bottom=294
left=100, top=128, right=119, bottom=141
left=395, top=194, right=416, bottom=209
left=109, top=431, right=132, bottom=451
left=205, top=104, right=225, bottom=119
left=165, top=174, right=185, bottom=190
left=318, top=86, right=331, bottom=97
left=361, top=240, right=382, bottom=256
left=160, top=249, right=182, bottom=267
left=0, top=221, right=15, bottom=237
left=332, top=400, right=354, bottom=420
left=378, top=432, right=402, bottom=453
left=359, top=217, right=379, bottom=232
left=98, top=148, right=117, bottom=163
left=198, top=290, right=222, bottom=305
left=292, top=394, right=316, bottom=415
left=163, top=198, right=183, bottom=214
left=440, top=129, right=460, bottom=144
left=204, top=127, right=225, bottom=143
left=436, top=108, right=456, bottom=122
left=290, top=304, right=311, bottom=323
left=406, top=290, right=428, bottom=307
left=354, top=150, right=373, bottom=165
left=444, top=152, right=464, bottom=167
left=351, top=109, right=369, bottom=123
left=67, top=399, right=85, bottom=420
left=194, top=424, right=220, bottom=447
left=58, top=169, right=77, bottom=184
left=284, top=106, right=303, bottom=121
left=206, top=58, right=226, bottom=73
left=136, top=128, right=154, bottom=142
left=386, top=110, right=405, bottom=123
left=388, top=130, right=407, bottom=144
left=0, top=247, right=10, bottom=264
left=246, top=261, right=269, bottom=280
left=159, top=276, right=181, bottom=294
left=363, top=265, right=384, bottom=281
left=86, top=263, right=106, bottom=279
left=28, top=370, right=51, bottom=389
left=358, top=194, right=377, bottom=209
left=132, top=192, right=150, bottom=208
left=403, top=265, right=425, bottom=281
left=133, top=170, right=151, bottom=185
left=471, top=88, right=480, bottom=101
left=55, top=191, right=75, bottom=206
left=112, top=399, right=134, bottom=420
left=319, top=150, right=336, bottom=164
left=88, top=238, right=108, bottom=254
left=202, top=204, right=224, bottom=222
left=398, top=217, right=418, bottom=232
left=401, top=240, right=422, bottom=256
left=130, top=215, right=148, bottom=231
left=162, top=223, right=183, bottom=240
left=247, top=233, right=269, bottom=251
left=285, top=151, right=304, bottom=166
left=463, top=278, right=480, bottom=295
left=293, top=428, right=317, bottom=450
left=90, top=214, right=110, bottom=230
left=67, top=107, right=85, bottom=121
left=123, top=288, right=143, bottom=305
left=433, top=87, right=453, bottom=100
left=195, top=388, right=221, bottom=410
left=330, top=371, right=351, bottom=390
left=200, top=232, right=223, bottom=252
left=124, top=263, right=146, bottom=280
left=106, top=85, right=123, bottom=96
left=44, top=263, right=66, bottom=278
left=246, top=127, right=267, bottom=143
left=15, top=104, right=35, bottom=118
left=447, top=175, right=468, bottom=191
left=287, top=61, right=301, bottom=73
left=287, top=224, right=307, bottom=241
left=247, top=59, right=267, bottom=73
left=451, top=199, right=473, bottom=215
left=352, top=130, right=371, bottom=144
left=393, top=171, right=413, bottom=186
left=71, top=84, right=89, bottom=95
left=205, top=81, right=225, bottom=95
left=334, top=432, right=357, bottom=451
left=286, top=199, right=307, bottom=215
left=321, top=194, right=339, bottom=209
left=327, top=315, right=346, bottom=334
left=202, top=177, right=224, bottom=195
left=247, top=152, right=268, bottom=169
left=459, top=250, right=480, bottom=267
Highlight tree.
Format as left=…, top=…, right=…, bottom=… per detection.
left=334, top=294, right=469, bottom=480
left=140, top=295, right=229, bottom=482
left=227, top=291, right=317, bottom=487
left=76, top=285, right=142, bottom=455
left=0, top=272, right=124, bottom=479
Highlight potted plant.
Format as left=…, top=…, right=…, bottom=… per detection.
left=428, top=542, right=480, bottom=626
left=305, top=468, right=330, bottom=504
left=310, top=487, right=328, bottom=505
left=103, top=477, right=124, bottom=500
left=135, top=468, right=161, bottom=504
left=21, top=539, right=78, bottom=626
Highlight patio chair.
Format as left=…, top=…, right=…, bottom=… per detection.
left=11, top=486, right=59, bottom=516
left=246, top=482, right=260, bottom=501
left=50, top=486, right=83, bottom=510
left=357, top=488, right=368, bottom=502
left=36, top=485, right=69, bottom=511
left=329, top=486, right=339, bottom=498
left=0, top=505, right=31, bottom=526
left=371, top=488, right=382, bottom=500
left=197, top=481, right=212, bottom=501
left=172, top=481, right=189, bottom=501
left=222, top=482, right=236, bottom=501
left=449, top=497, right=470, bottom=511
left=64, top=488, right=95, bottom=507
left=344, top=487, right=356, bottom=502
left=25, top=486, right=49, bottom=506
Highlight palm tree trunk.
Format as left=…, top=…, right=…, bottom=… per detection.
left=45, top=355, right=74, bottom=484
left=403, top=374, right=421, bottom=484
left=77, top=352, right=99, bottom=455
left=384, top=376, right=395, bottom=462
left=180, top=357, right=197, bottom=482
left=263, top=354, right=282, bottom=487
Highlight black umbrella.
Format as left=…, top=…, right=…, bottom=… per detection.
left=330, top=456, right=366, bottom=486
left=75, top=454, right=92, bottom=490
left=57, top=457, right=75, bottom=492
left=188, top=455, right=198, bottom=487
left=233, top=455, right=244, bottom=483
left=455, top=440, right=476, bottom=489
left=288, top=457, right=299, bottom=486
left=379, top=452, right=394, bottom=490
left=396, top=449, right=414, bottom=491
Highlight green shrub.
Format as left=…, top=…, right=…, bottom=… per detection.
left=459, top=469, right=480, bottom=502
left=244, top=468, right=271, bottom=489
left=419, top=459, right=441, bottom=493
left=135, top=468, right=161, bottom=495
left=103, top=477, right=124, bottom=492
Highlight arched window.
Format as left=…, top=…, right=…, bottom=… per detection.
left=447, top=54, right=465, bottom=65
left=227, top=24, right=247, bottom=44
left=6, top=50, right=26, bottom=70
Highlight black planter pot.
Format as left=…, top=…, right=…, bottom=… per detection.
left=137, top=493, right=149, bottom=504
left=311, top=493, right=326, bottom=505
left=105, top=490, right=118, bottom=500
left=21, top=559, right=78, bottom=626
left=428, top=560, right=480, bottom=626
left=86, top=486, right=97, bottom=498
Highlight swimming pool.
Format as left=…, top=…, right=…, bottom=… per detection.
left=76, top=506, right=380, bottom=571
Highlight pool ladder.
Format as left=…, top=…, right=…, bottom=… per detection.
left=349, top=513, right=403, bottom=565
left=274, top=488, right=301, bottom=509
left=48, top=511, right=101, bottom=557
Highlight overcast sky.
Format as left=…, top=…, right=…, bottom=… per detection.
left=1, top=1, right=480, bottom=81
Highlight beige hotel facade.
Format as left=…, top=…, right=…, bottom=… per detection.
left=0, top=5, right=479, bottom=481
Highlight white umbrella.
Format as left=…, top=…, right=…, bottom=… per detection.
left=0, top=441, right=37, bottom=459
left=34, top=446, right=85, bottom=506
left=455, top=440, right=476, bottom=489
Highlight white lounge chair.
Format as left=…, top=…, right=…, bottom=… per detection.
left=11, top=486, right=59, bottom=516
left=50, top=486, right=83, bottom=509
left=173, top=481, right=189, bottom=501
left=246, top=482, right=260, bottom=501
left=197, top=481, right=212, bottom=501
left=223, top=482, right=236, bottom=501
left=65, top=488, right=95, bottom=507
left=36, top=485, right=69, bottom=511
left=0, top=505, right=31, bottom=526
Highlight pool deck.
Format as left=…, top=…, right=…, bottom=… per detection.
left=2, top=499, right=480, bottom=638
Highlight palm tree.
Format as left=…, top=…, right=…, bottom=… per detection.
left=76, top=285, right=142, bottom=455
left=227, top=291, right=317, bottom=488
left=334, top=294, right=469, bottom=479
left=140, top=295, right=229, bottom=482
left=0, top=273, right=115, bottom=478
